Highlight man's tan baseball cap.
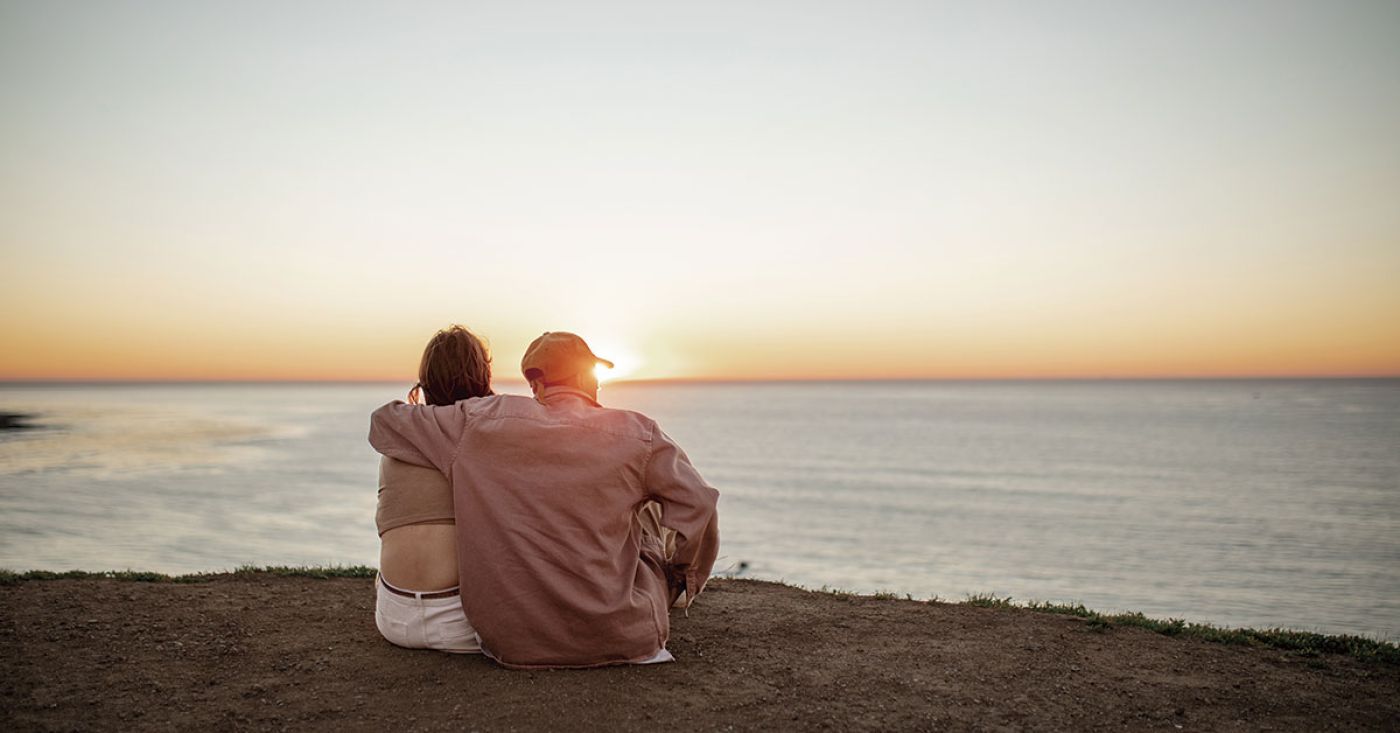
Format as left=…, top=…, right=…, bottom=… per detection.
left=520, top=332, right=614, bottom=383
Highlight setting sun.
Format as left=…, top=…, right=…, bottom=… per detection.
left=590, top=342, right=640, bottom=383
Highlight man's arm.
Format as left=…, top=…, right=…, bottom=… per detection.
left=368, top=401, right=468, bottom=475
left=644, top=427, right=720, bottom=607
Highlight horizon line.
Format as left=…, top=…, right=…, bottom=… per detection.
left=2, top=373, right=1398, bottom=387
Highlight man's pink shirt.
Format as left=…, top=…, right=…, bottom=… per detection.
left=368, top=387, right=720, bottom=669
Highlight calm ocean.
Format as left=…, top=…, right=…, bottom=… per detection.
left=1, top=380, right=1397, bottom=641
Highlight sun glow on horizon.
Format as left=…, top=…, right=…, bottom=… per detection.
left=590, top=342, right=641, bottom=383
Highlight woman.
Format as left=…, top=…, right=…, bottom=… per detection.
left=374, top=325, right=493, bottom=653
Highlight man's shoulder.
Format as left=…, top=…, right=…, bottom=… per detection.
left=467, top=394, right=659, bottom=441
left=589, top=404, right=660, bottom=441
left=468, top=393, right=529, bottom=408
left=459, top=393, right=537, bottom=419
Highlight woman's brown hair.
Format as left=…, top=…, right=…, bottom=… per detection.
left=408, top=325, right=494, bottom=406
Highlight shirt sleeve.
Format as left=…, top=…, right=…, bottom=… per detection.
left=367, top=400, right=468, bottom=476
left=644, top=427, right=720, bottom=607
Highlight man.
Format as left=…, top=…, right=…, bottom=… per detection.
left=368, top=331, right=720, bottom=669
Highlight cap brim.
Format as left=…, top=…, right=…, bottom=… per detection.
left=595, top=357, right=615, bottom=369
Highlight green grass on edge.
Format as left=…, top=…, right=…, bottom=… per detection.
left=963, top=592, right=1399, bottom=665
left=0, top=565, right=377, bottom=586
left=776, top=582, right=1397, bottom=664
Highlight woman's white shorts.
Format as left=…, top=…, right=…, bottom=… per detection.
left=374, top=574, right=482, bottom=654
left=374, top=573, right=673, bottom=663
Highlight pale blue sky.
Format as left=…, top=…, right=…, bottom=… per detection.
left=2, top=1, right=1398, bottom=379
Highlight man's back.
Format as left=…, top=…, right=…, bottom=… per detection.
left=369, top=387, right=719, bottom=668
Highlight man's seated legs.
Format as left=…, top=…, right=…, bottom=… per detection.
left=636, top=500, right=686, bottom=607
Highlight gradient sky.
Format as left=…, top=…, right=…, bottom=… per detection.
left=2, top=1, right=1398, bottom=381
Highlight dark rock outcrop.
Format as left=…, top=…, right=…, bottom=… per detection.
left=0, top=412, right=39, bottom=430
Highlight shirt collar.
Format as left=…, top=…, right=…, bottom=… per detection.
left=535, top=385, right=600, bottom=408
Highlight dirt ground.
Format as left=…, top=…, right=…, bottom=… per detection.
left=2, top=575, right=1396, bottom=731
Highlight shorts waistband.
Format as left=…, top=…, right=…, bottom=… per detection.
left=379, top=574, right=460, bottom=600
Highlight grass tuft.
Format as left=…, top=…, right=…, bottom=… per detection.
left=814, top=584, right=855, bottom=600
left=965, top=593, right=1016, bottom=609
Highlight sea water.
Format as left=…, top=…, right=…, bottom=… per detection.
left=1, top=379, right=1397, bottom=641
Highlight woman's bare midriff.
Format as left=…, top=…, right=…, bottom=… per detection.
left=379, top=524, right=459, bottom=591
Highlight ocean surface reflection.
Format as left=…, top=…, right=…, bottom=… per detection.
left=1, top=379, right=1397, bottom=641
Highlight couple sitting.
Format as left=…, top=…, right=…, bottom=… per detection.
left=369, top=326, right=720, bottom=669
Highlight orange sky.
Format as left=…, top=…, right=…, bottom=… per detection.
left=3, top=288, right=1397, bottom=382
left=3, top=3, right=1399, bottom=382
